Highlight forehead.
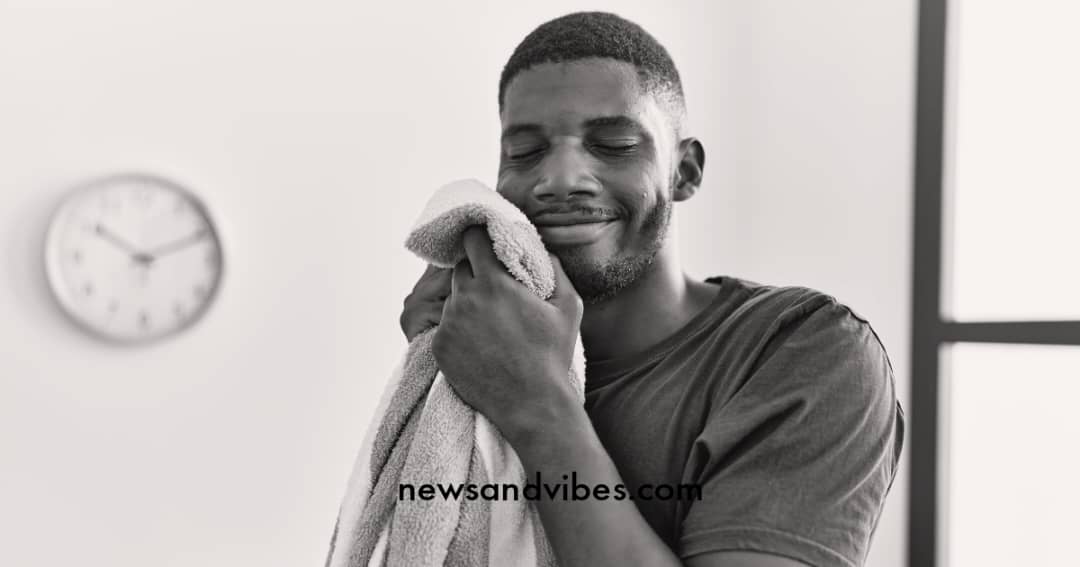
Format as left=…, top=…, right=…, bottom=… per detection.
left=501, top=59, right=665, bottom=135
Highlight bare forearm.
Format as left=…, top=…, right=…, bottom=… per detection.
left=504, top=392, right=683, bottom=567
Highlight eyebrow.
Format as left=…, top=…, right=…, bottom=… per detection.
left=583, top=115, right=648, bottom=133
left=500, top=115, right=650, bottom=141
left=500, top=123, right=545, bottom=140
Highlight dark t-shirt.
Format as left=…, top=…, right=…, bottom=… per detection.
left=584, top=275, right=905, bottom=567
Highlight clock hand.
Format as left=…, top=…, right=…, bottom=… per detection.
left=147, top=228, right=209, bottom=259
left=94, top=223, right=145, bottom=259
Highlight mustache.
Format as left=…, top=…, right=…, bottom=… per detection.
left=530, top=205, right=620, bottom=219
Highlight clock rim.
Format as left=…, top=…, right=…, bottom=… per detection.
left=43, top=171, right=226, bottom=346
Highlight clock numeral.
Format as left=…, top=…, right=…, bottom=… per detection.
left=193, top=284, right=207, bottom=299
left=173, top=302, right=186, bottom=320
left=138, top=311, right=151, bottom=331
left=107, top=300, right=119, bottom=315
left=82, top=282, right=94, bottom=296
left=70, top=250, right=83, bottom=264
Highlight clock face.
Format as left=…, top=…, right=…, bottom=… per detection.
left=45, top=173, right=224, bottom=344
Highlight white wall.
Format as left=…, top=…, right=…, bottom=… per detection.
left=724, top=3, right=916, bottom=566
left=0, top=1, right=911, bottom=566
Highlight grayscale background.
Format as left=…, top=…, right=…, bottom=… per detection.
left=12, top=0, right=1031, bottom=565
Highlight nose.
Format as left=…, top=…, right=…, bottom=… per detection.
left=531, top=141, right=601, bottom=202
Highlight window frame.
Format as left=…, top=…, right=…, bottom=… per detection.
left=909, top=1, right=1080, bottom=565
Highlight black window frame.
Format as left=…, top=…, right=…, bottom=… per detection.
left=909, top=1, right=1080, bottom=565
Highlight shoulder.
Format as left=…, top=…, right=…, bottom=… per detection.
left=684, top=281, right=905, bottom=567
left=713, top=276, right=896, bottom=394
left=714, top=278, right=869, bottom=346
left=721, top=276, right=845, bottom=317
left=712, top=277, right=903, bottom=459
left=719, top=276, right=880, bottom=340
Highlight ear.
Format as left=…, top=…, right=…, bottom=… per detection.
left=672, top=137, right=705, bottom=202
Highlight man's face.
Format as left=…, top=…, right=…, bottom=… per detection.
left=497, top=58, right=679, bottom=304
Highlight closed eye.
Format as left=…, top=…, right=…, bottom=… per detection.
left=591, top=143, right=638, bottom=155
left=507, top=147, right=545, bottom=161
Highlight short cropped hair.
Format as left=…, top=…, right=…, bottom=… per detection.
left=498, top=11, right=688, bottom=138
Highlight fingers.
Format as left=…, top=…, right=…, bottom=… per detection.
left=451, top=257, right=471, bottom=298
left=403, top=305, right=444, bottom=342
left=460, top=225, right=501, bottom=280
left=412, top=264, right=450, bottom=296
left=401, top=264, right=452, bottom=340
left=420, top=264, right=451, bottom=298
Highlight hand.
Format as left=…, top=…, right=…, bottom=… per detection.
left=431, top=225, right=583, bottom=441
left=400, top=263, right=452, bottom=342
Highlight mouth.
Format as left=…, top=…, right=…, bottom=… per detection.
left=535, top=219, right=618, bottom=246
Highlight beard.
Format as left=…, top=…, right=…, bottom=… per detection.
left=549, top=194, right=673, bottom=305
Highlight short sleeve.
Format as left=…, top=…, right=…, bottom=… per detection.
left=677, top=294, right=904, bottom=567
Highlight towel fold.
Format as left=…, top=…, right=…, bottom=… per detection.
left=326, top=179, right=585, bottom=567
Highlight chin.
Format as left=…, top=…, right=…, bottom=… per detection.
left=550, top=244, right=609, bottom=273
left=555, top=246, right=655, bottom=305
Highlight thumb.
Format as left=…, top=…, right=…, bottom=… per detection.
left=547, top=252, right=581, bottom=309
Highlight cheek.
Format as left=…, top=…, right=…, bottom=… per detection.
left=496, top=164, right=533, bottom=191
left=617, top=176, right=657, bottom=216
left=494, top=181, right=529, bottom=214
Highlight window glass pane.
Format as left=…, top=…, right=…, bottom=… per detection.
left=943, top=343, right=1080, bottom=567
left=944, top=0, right=1080, bottom=321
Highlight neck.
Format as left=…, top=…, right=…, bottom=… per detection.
left=578, top=245, right=719, bottom=363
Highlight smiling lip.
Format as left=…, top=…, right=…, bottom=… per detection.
left=532, top=211, right=618, bottom=226
left=535, top=219, right=617, bottom=246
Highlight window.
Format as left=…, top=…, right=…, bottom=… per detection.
left=910, top=1, right=1080, bottom=566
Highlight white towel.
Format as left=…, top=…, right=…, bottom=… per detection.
left=326, top=179, right=585, bottom=567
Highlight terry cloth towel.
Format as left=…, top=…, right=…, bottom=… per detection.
left=325, top=178, right=586, bottom=567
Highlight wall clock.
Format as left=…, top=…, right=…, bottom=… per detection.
left=44, top=172, right=225, bottom=344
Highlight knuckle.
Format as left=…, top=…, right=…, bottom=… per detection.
left=436, top=307, right=455, bottom=329
left=455, top=293, right=479, bottom=312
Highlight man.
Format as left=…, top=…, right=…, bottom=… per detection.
left=400, top=11, right=903, bottom=567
